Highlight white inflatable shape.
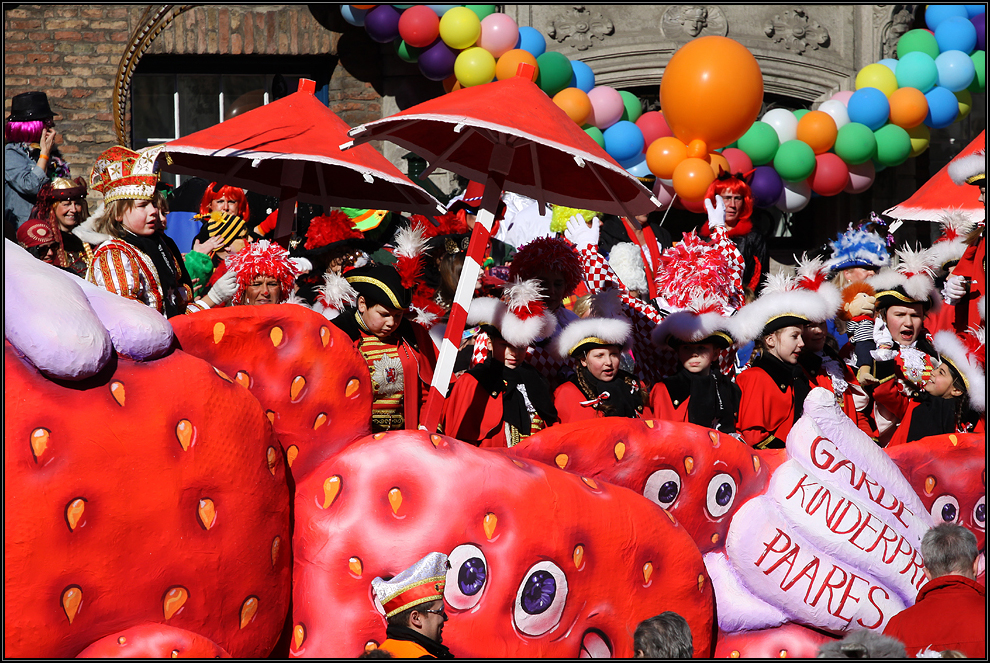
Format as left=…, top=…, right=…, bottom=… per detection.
left=74, top=276, right=173, bottom=361
left=769, top=460, right=926, bottom=605
left=704, top=550, right=790, bottom=632
left=797, top=388, right=934, bottom=530
left=4, top=239, right=112, bottom=379
left=727, top=496, right=906, bottom=634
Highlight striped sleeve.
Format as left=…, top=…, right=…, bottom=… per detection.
left=90, top=243, right=142, bottom=301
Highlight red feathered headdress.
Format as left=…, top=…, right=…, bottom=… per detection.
left=509, top=236, right=583, bottom=295
left=225, top=240, right=300, bottom=304
left=305, top=210, right=364, bottom=251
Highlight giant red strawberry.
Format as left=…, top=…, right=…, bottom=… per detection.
left=886, top=433, right=986, bottom=570
left=170, top=305, right=372, bottom=480
left=714, top=623, right=836, bottom=658
left=76, top=623, right=230, bottom=658
left=4, top=342, right=291, bottom=657
left=290, top=431, right=715, bottom=658
left=510, top=419, right=772, bottom=554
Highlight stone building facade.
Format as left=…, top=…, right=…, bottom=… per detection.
left=4, top=5, right=984, bottom=253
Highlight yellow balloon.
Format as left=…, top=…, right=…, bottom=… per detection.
left=954, top=89, right=972, bottom=120
left=454, top=47, right=496, bottom=87
left=906, top=124, right=930, bottom=158
left=439, top=6, right=481, bottom=50
left=855, top=63, right=899, bottom=97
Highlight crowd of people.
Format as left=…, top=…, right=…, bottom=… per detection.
left=5, top=90, right=986, bottom=658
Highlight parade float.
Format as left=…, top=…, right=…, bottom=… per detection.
left=5, top=5, right=986, bottom=658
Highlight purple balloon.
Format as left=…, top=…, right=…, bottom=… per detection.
left=418, top=39, right=457, bottom=81
left=749, top=165, right=785, bottom=208
left=365, top=5, right=402, bottom=43
left=973, top=13, right=986, bottom=51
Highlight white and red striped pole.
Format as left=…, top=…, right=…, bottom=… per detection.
left=420, top=149, right=512, bottom=432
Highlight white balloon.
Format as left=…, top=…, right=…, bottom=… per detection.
left=776, top=178, right=812, bottom=212
left=761, top=108, right=799, bottom=143
left=817, top=100, right=851, bottom=130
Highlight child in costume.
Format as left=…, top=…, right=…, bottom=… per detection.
left=441, top=279, right=559, bottom=447
left=552, top=290, right=648, bottom=423
left=331, top=225, right=438, bottom=433
left=648, top=302, right=740, bottom=433
left=87, top=144, right=194, bottom=318
left=941, top=148, right=985, bottom=335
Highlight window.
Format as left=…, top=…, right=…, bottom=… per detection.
left=131, top=55, right=336, bottom=186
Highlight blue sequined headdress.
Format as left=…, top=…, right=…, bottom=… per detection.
left=825, top=222, right=890, bottom=272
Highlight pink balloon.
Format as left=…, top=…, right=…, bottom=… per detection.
left=830, top=90, right=854, bottom=107
left=636, top=111, right=673, bottom=146
left=721, top=147, right=753, bottom=174
left=587, top=86, right=624, bottom=130
left=477, top=13, right=519, bottom=59
left=653, top=179, right=676, bottom=208
left=844, top=160, right=876, bottom=194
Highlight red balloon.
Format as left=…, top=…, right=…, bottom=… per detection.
left=398, top=5, right=440, bottom=48
left=681, top=197, right=707, bottom=213
left=809, top=153, right=850, bottom=197
left=721, top=147, right=753, bottom=174
left=635, top=111, right=673, bottom=147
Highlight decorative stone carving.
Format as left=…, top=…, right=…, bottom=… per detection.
left=660, top=5, right=728, bottom=40
left=764, top=8, right=830, bottom=55
left=881, top=5, right=919, bottom=59
left=547, top=6, right=614, bottom=51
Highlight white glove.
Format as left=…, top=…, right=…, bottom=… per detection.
left=290, top=257, right=313, bottom=275
left=704, top=195, right=726, bottom=228
left=941, top=274, right=968, bottom=305
left=206, top=270, right=239, bottom=305
left=564, top=213, right=600, bottom=250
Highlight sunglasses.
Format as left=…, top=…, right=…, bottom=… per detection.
left=422, top=607, right=448, bottom=620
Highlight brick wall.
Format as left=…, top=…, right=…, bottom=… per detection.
left=4, top=5, right=383, bottom=186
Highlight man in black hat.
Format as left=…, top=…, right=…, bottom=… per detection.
left=5, top=91, right=68, bottom=226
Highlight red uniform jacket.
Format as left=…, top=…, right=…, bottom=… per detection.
left=883, top=575, right=986, bottom=658
left=649, top=382, right=690, bottom=423
left=736, top=354, right=812, bottom=449
left=872, top=378, right=962, bottom=447
left=798, top=350, right=878, bottom=439
left=553, top=380, right=651, bottom=424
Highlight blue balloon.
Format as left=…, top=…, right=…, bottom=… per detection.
left=847, top=87, right=890, bottom=131
left=426, top=5, right=459, bottom=16
left=936, top=49, right=977, bottom=90
left=570, top=59, right=596, bottom=93
left=625, top=158, right=651, bottom=178
left=935, top=16, right=978, bottom=54
left=964, top=5, right=985, bottom=17
left=925, top=5, right=970, bottom=31
left=879, top=58, right=899, bottom=74
left=516, top=26, right=546, bottom=57
left=603, top=121, right=645, bottom=163
left=340, top=5, right=368, bottom=27
left=924, top=86, right=960, bottom=128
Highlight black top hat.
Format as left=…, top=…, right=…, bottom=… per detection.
left=7, top=91, right=59, bottom=123
left=345, top=263, right=411, bottom=311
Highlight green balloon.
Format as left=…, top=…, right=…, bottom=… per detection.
left=535, top=51, right=574, bottom=97
left=793, top=109, right=810, bottom=120
left=834, top=122, right=877, bottom=165
left=896, top=51, right=938, bottom=93
left=773, top=139, right=816, bottom=182
left=874, top=124, right=911, bottom=167
left=968, top=50, right=985, bottom=93
left=619, top=91, right=643, bottom=123
left=737, top=122, right=780, bottom=166
left=896, top=28, right=940, bottom=60
left=583, top=124, right=605, bottom=148
left=394, top=39, right=421, bottom=64
left=467, top=5, right=497, bottom=20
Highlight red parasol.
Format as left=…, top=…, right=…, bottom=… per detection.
left=884, top=131, right=985, bottom=224
left=343, top=67, right=660, bottom=432
left=163, top=79, right=445, bottom=242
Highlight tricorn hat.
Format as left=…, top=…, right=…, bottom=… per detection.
left=7, top=91, right=59, bottom=122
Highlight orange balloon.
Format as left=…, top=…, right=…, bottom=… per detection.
left=673, top=157, right=717, bottom=201
left=686, top=139, right=709, bottom=159
left=495, top=49, right=538, bottom=82
left=442, top=75, right=458, bottom=94
left=553, top=87, right=593, bottom=125
left=795, top=110, right=838, bottom=154
left=659, top=36, right=763, bottom=150
left=646, top=137, right=688, bottom=180
left=709, top=152, right=730, bottom=176
left=888, top=87, right=929, bottom=129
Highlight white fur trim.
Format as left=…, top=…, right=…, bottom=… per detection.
left=73, top=206, right=111, bottom=245
left=932, top=330, right=986, bottom=413
left=652, top=310, right=733, bottom=346
left=730, top=288, right=836, bottom=344
left=607, top=243, right=648, bottom=293
left=466, top=297, right=503, bottom=328
left=553, top=316, right=632, bottom=358
left=947, top=150, right=985, bottom=186
left=501, top=308, right=558, bottom=348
